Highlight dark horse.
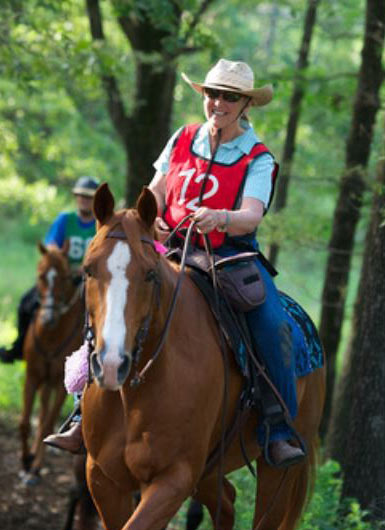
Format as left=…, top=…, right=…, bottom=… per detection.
left=20, top=242, right=84, bottom=484
left=82, top=183, right=325, bottom=529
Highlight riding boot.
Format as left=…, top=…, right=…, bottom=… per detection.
left=43, top=421, right=85, bottom=454
left=268, top=440, right=305, bottom=468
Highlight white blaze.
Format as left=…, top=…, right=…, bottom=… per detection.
left=43, top=268, right=57, bottom=319
left=102, top=241, right=130, bottom=362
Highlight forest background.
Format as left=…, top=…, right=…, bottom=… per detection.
left=0, top=0, right=384, bottom=528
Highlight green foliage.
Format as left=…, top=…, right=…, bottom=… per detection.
left=300, top=460, right=385, bottom=529
left=167, top=460, right=380, bottom=529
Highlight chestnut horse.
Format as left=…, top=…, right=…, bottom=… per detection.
left=20, top=242, right=84, bottom=484
left=82, top=183, right=325, bottom=530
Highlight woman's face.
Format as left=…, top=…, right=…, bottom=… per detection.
left=203, top=88, right=250, bottom=134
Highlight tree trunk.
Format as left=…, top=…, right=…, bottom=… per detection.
left=85, top=0, right=180, bottom=204
left=86, top=0, right=215, bottom=205
left=331, top=149, right=385, bottom=519
left=267, top=0, right=320, bottom=266
left=318, top=0, right=385, bottom=438
left=124, top=62, right=177, bottom=205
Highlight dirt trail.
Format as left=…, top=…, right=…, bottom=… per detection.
left=0, top=419, right=80, bottom=530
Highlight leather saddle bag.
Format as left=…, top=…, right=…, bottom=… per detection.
left=214, top=253, right=266, bottom=312
left=169, top=248, right=266, bottom=312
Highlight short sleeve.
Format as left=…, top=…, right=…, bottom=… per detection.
left=153, top=127, right=184, bottom=175
left=44, top=213, right=68, bottom=247
left=243, top=153, right=274, bottom=207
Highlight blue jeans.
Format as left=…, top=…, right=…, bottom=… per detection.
left=218, top=237, right=297, bottom=445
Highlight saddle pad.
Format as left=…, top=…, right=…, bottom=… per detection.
left=279, top=291, right=324, bottom=377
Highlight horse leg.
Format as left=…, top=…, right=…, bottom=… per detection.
left=120, top=464, right=195, bottom=530
left=31, top=382, right=67, bottom=476
left=63, top=455, right=99, bottom=530
left=38, top=382, right=67, bottom=450
left=28, top=382, right=52, bottom=476
left=19, top=374, right=38, bottom=471
left=186, top=498, right=204, bottom=530
left=194, top=475, right=236, bottom=530
left=86, top=455, right=135, bottom=530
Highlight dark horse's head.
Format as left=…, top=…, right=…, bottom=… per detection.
left=36, top=242, right=73, bottom=327
left=83, top=183, right=159, bottom=390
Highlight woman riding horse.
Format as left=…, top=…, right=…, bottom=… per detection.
left=46, top=59, right=308, bottom=468
left=79, top=183, right=325, bottom=529
left=150, top=58, right=303, bottom=467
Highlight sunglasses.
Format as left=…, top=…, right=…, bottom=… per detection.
left=203, top=87, right=243, bottom=103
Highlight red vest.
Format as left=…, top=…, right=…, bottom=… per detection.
left=163, top=124, right=277, bottom=248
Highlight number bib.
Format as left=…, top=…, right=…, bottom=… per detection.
left=65, top=212, right=96, bottom=268
left=164, top=124, right=273, bottom=248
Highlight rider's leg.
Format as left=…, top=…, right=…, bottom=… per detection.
left=246, top=262, right=304, bottom=467
left=43, top=392, right=84, bottom=454
left=0, top=286, right=39, bottom=364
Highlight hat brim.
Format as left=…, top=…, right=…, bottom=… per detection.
left=72, top=187, right=96, bottom=197
left=181, top=73, right=273, bottom=107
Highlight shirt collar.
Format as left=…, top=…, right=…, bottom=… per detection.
left=198, top=120, right=259, bottom=156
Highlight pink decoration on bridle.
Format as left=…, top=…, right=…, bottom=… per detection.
left=64, top=342, right=89, bottom=393
left=153, top=240, right=168, bottom=255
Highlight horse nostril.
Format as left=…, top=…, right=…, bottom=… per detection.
left=117, top=355, right=131, bottom=385
left=91, top=352, right=102, bottom=380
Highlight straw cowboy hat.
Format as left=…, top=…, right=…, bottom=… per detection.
left=181, top=58, right=273, bottom=107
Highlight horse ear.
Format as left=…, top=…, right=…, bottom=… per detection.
left=93, top=183, right=115, bottom=226
left=38, top=241, right=47, bottom=254
left=136, top=187, right=157, bottom=229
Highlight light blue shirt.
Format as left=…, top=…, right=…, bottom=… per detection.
left=153, top=121, right=274, bottom=207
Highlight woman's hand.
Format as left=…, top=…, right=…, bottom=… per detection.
left=154, top=217, right=170, bottom=243
left=193, top=207, right=224, bottom=234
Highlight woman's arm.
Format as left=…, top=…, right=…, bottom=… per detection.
left=148, top=172, right=171, bottom=241
left=193, top=197, right=264, bottom=236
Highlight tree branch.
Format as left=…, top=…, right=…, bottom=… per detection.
left=183, top=0, right=216, bottom=43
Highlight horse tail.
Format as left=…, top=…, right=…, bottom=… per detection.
left=282, top=434, right=319, bottom=529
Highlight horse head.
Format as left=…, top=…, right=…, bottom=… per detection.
left=36, top=241, right=74, bottom=327
left=84, top=183, right=160, bottom=390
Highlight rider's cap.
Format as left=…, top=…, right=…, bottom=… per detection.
left=72, top=176, right=99, bottom=197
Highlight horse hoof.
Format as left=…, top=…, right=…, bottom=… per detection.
left=22, top=471, right=41, bottom=487
left=22, top=453, right=35, bottom=472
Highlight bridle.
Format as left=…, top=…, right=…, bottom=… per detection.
left=38, top=274, right=82, bottom=318
left=85, top=220, right=197, bottom=388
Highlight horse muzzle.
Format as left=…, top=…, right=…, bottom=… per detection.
left=90, top=349, right=132, bottom=390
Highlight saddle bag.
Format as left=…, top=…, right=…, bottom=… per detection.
left=213, top=253, right=266, bottom=312
left=168, top=248, right=266, bottom=313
